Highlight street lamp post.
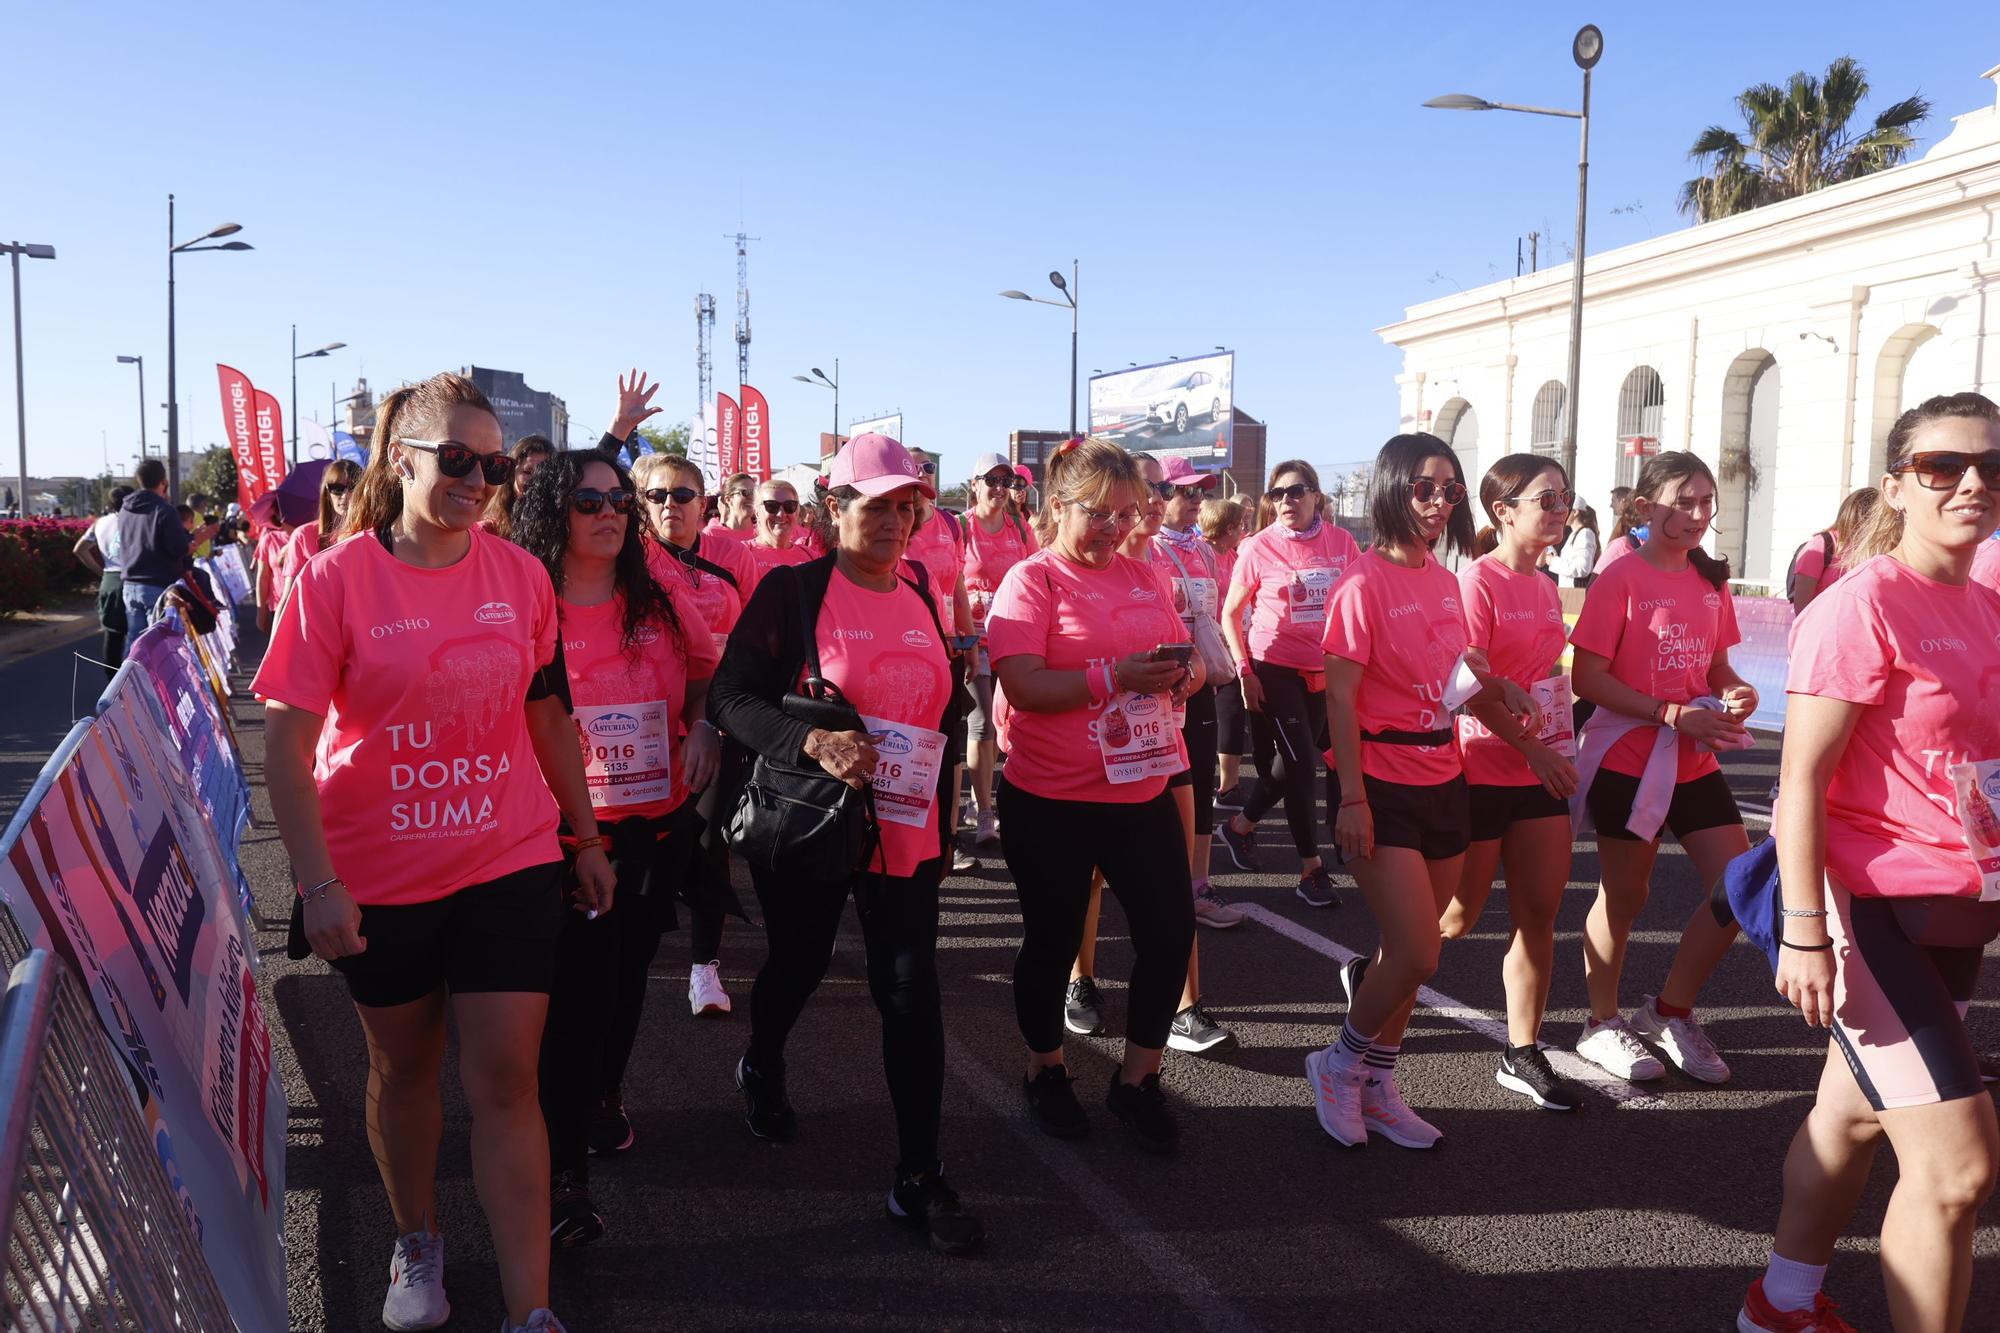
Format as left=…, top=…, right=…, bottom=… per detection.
left=1424, top=24, right=1601, bottom=481
left=116, top=355, right=147, bottom=462
left=792, top=360, right=839, bottom=449
left=166, top=195, right=252, bottom=503
left=291, top=326, right=347, bottom=464
left=4, top=241, right=57, bottom=518
left=1000, top=260, right=1079, bottom=436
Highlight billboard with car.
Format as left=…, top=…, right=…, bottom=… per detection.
left=1088, top=352, right=1234, bottom=470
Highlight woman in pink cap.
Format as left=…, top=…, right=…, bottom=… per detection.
left=710, top=432, right=982, bottom=1255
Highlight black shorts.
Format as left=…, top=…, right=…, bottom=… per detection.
left=1586, top=768, right=1740, bottom=843
left=329, top=860, right=566, bottom=1008
left=1360, top=773, right=1471, bottom=861
left=1468, top=782, right=1569, bottom=842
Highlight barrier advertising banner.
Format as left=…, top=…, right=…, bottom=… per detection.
left=216, top=365, right=265, bottom=513
left=739, top=383, right=771, bottom=481
left=1088, top=351, right=1235, bottom=471
left=128, top=624, right=253, bottom=909
left=0, top=631, right=286, bottom=1331
left=716, top=393, right=741, bottom=478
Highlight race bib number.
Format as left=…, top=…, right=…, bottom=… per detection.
left=1947, top=758, right=2000, bottom=902
left=1098, top=692, right=1185, bottom=784
left=1288, top=567, right=1335, bottom=626
left=1532, top=676, right=1576, bottom=757
left=576, top=701, right=671, bottom=810
left=862, top=714, right=947, bottom=829
left=1172, top=576, right=1218, bottom=623
left=968, top=588, right=992, bottom=632
left=711, top=631, right=730, bottom=659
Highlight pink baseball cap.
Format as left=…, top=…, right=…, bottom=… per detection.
left=825, top=434, right=936, bottom=499
left=1011, top=464, right=1034, bottom=485
left=1158, top=456, right=1219, bottom=489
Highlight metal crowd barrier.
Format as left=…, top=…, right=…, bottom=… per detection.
left=0, top=928, right=235, bottom=1331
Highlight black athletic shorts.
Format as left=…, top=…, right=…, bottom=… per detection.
left=1586, top=768, right=1740, bottom=843
left=329, top=860, right=566, bottom=1008
left=1359, top=773, right=1471, bottom=861
left=1468, top=782, right=1570, bottom=842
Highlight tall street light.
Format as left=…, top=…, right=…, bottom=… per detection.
left=792, top=361, right=839, bottom=450
left=167, top=195, right=252, bottom=503
left=291, top=327, right=346, bottom=464
left=1000, top=260, right=1079, bottom=435
left=1425, top=24, right=1602, bottom=481
left=116, top=355, right=147, bottom=462
left=4, top=241, right=57, bottom=518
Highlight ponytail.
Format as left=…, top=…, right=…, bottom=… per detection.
left=1034, top=436, right=1141, bottom=549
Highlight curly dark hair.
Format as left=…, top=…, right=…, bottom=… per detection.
left=510, top=448, right=682, bottom=657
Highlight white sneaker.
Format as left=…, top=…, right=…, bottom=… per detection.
left=1305, top=1048, right=1367, bottom=1147
left=501, top=1311, right=569, bottom=1333
left=1630, top=995, right=1731, bottom=1084
left=952, top=847, right=979, bottom=872
left=1574, top=1016, right=1665, bottom=1081
left=1361, top=1072, right=1443, bottom=1149
left=690, top=961, right=732, bottom=1017
left=1192, top=888, right=1245, bottom=929
left=382, top=1228, right=449, bottom=1331
left=974, top=810, right=1000, bottom=846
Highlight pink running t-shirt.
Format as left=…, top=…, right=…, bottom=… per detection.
left=647, top=534, right=758, bottom=659
left=1456, top=555, right=1569, bottom=787
left=1232, top=521, right=1361, bottom=671
left=963, top=510, right=1038, bottom=634
left=1593, top=533, right=1638, bottom=577
left=1570, top=554, right=1741, bottom=781
left=283, top=521, right=330, bottom=595
left=560, top=584, right=720, bottom=823
left=987, top=549, right=1190, bottom=804
left=813, top=569, right=954, bottom=877
left=1788, top=554, right=2000, bottom=899
left=701, top=520, right=751, bottom=545
left=745, top=541, right=813, bottom=577
left=255, top=526, right=291, bottom=607
left=1971, top=533, right=2000, bottom=592
left=1322, top=550, right=1470, bottom=785
left=251, top=528, right=561, bottom=907
left=906, top=510, right=966, bottom=632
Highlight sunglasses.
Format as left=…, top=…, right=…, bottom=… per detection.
left=1505, top=488, right=1574, bottom=513
left=1893, top=451, right=2000, bottom=490
left=1266, top=482, right=1315, bottom=502
left=915, top=461, right=937, bottom=475
left=1171, top=485, right=1210, bottom=501
left=1144, top=480, right=1178, bottom=499
left=762, top=499, right=800, bottom=516
left=981, top=471, right=1026, bottom=490
left=324, top=482, right=354, bottom=497
left=398, top=439, right=517, bottom=486
left=643, top=486, right=700, bottom=506
left=572, top=487, right=635, bottom=516
left=1410, top=478, right=1467, bottom=506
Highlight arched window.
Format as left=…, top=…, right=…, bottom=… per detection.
left=1717, top=350, right=1779, bottom=583
left=1615, top=367, right=1666, bottom=489
left=1529, top=381, right=1566, bottom=456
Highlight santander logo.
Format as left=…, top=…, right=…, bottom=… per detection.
left=474, top=601, right=517, bottom=625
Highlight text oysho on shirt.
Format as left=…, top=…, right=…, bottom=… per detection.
left=1322, top=549, right=1470, bottom=786
left=560, top=581, right=719, bottom=822
left=812, top=570, right=953, bottom=877
left=1231, top=521, right=1361, bottom=671
left=1789, top=554, right=2000, bottom=900
left=251, top=528, right=561, bottom=906
left=1570, top=554, right=1740, bottom=781
left=986, top=548, right=1191, bottom=804
left=1456, top=555, right=1570, bottom=788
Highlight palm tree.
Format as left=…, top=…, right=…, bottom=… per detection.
left=1678, top=57, right=1929, bottom=223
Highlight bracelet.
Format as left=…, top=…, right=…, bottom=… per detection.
left=571, top=835, right=606, bottom=854
left=298, top=876, right=342, bottom=903
left=1780, top=938, right=1833, bottom=952
left=1339, top=797, right=1369, bottom=810
left=1780, top=907, right=1829, bottom=919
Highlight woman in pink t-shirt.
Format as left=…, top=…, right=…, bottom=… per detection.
left=702, top=471, right=758, bottom=545
left=745, top=477, right=813, bottom=576
left=1785, top=485, right=1880, bottom=613
left=509, top=449, right=721, bottom=1247
left=709, top=433, right=983, bottom=1254
left=903, top=446, right=978, bottom=874
left=282, top=458, right=361, bottom=586
left=1439, top=454, right=1585, bottom=1112
left=1217, top=460, right=1360, bottom=905
left=987, top=437, right=1199, bottom=1152
left=1569, top=450, right=1756, bottom=1089
left=963, top=452, right=1040, bottom=845
left=1200, top=495, right=1254, bottom=801
left=252, top=517, right=292, bottom=634
left=253, top=372, right=610, bottom=1333
left=1312, top=433, right=1534, bottom=1151
left=1741, top=392, right=2000, bottom=1332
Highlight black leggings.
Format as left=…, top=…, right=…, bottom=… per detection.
left=746, top=857, right=947, bottom=1177
left=688, top=752, right=735, bottom=962
left=1241, top=660, right=1335, bottom=859
left=997, top=778, right=1196, bottom=1052
left=1168, top=684, right=1219, bottom=837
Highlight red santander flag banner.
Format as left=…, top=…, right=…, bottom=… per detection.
left=715, top=392, right=741, bottom=479
left=738, top=384, right=771, bottom=481
left=216, top=365, right=264, bottom=513
left=250, top=389, right=289, bottom=505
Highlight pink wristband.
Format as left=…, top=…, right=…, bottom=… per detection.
left=1087, top=663, right=1112, bottom=708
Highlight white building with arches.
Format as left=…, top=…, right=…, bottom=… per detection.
left=1379, top=61, right=2000, bottom=588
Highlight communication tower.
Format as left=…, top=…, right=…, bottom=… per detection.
left=728, top=230, right=758, bottom=390
left=695, top=292, right=716, bottom=421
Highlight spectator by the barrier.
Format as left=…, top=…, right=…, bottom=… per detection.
left=117, top=458, right=193, bottom=637
left=1592, top=486, right=1642, bottom=576
left=1547, top=501, right=1600, bottom=588
left=1785, top=486, right=1879, bottom=613
left=73, top=485, right=133, bottom=673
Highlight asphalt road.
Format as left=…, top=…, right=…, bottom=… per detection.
left=36, top=627, right=1992, bottom=1332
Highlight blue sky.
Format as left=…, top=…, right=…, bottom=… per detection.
left=3, top=0, right=1991, bottom=493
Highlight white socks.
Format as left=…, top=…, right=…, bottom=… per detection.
left=1762, top=1252, right=1826, bottom=1313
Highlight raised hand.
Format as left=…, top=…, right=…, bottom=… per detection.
left=611, top=368, right=663, bottom=442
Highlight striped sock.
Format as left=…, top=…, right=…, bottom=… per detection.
left=1363, top=1042, right=1401, bottom=1074
left=1327, top=1021, right=1376, bottom=1071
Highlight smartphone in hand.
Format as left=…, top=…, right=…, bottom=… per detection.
left=1153, top=643, right=1195, bottom=670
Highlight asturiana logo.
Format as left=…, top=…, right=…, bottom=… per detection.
left=1125, top=695, right=1161, bottom=716
left=633, top=624, right=660, bottom=645
left=475, top=601, right=517, bottom=625
left=872, top=729, right=914, bottom=755
left=1128, top=585, right=1158, bottom=602
left=588, top=712, right=642, bottom=739
left=902, top=629, right=933, bottom=648
left=1981, top=770, right=2000, bottom=801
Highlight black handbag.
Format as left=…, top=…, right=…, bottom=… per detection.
left=724, top=580, right=882, bottom=877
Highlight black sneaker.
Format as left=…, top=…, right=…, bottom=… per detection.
left=735, top=1054, right=798, bottom=1143
left=587, top=1088, right=634, bottom=1156
left=1166, top=1002, right=1234, bottom=1054
left=1340, top=955, right=1369, bottom=1007
left=1218, top=818, right=1260, bottom=872
left=550, top=1170, right=604, bottom=1249
left=1106, top=1072, right=1178, bottom=1154
left=1023, top=1064, right=1090, bottom=1138
left=1980, top=1054, right=1999, bottom=1085
left=887, top=1170, right=985, bottom=1255
left=1064, top=977, right=1106, bottom=1036
left=1496, top=1044, right=1583, bottom=1112
left=1213, top=785, right=1245, bottom=812
left=1296, top=865, right=1341, bottom=908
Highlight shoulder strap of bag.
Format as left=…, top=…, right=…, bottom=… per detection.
left=681, top=545, right=740, bottom=590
